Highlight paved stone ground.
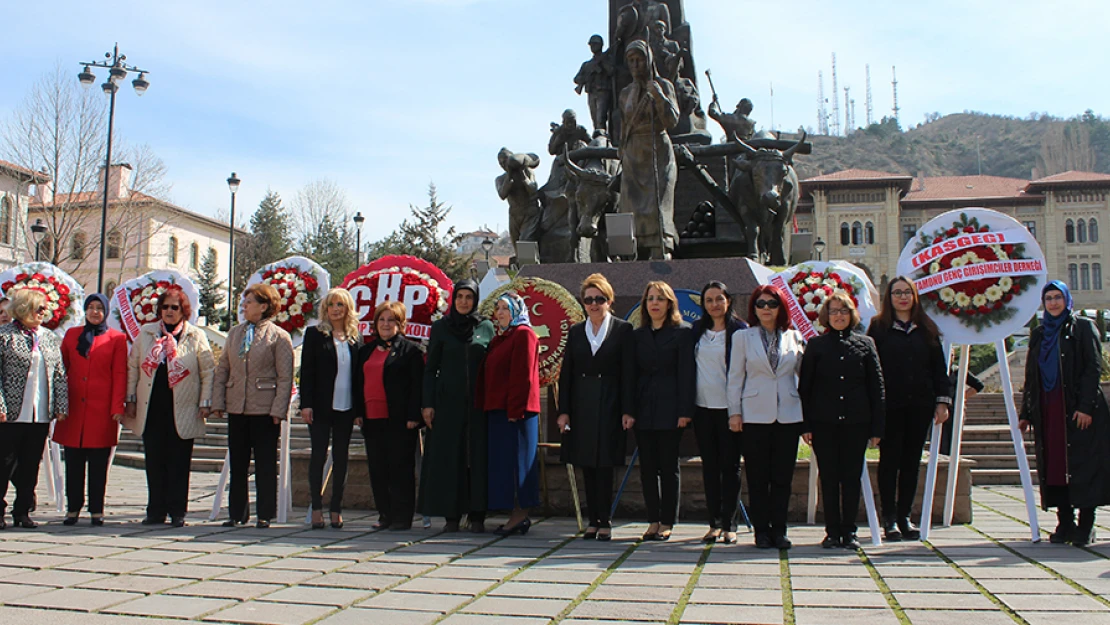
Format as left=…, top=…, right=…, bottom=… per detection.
left=0, top=466, right=1107, bottom=624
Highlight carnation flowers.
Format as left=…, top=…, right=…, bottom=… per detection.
left=787, top=266, right=865, bottom=335
left=0, top=262, right=84, bottom=334
left=242, top=256, right=329, bottom=348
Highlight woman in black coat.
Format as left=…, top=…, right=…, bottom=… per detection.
left=557, top=273, right=634, bottom=541
left=630, top=280, right=695, bottom=541
left=356, top=301, right=425, bottom=531
left=299, top=288, right=361, bottom=529
left=867, top=277, right=951, bottom=541
left=799, top=293, right=885, bottom=550
left=1020, top=281, right=1110, bottom=546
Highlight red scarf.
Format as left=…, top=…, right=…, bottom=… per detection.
left=141, top=322, right=191, bottom=388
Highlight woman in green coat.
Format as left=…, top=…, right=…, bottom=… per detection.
left=419, top=279, right=496, bottom=532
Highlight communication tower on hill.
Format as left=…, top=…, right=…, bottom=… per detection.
left=817, top=71, right=828, bottom=135
left=892, top=65, right=900, bottom=124
left=865, top=64, right=874, bottom=126
left=830, top=53, right=840, bottom=136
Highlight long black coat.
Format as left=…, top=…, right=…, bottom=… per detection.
left=298, top=326, right=359, bottom=420
left=354, top=337, right=424, bottom=427
left=798, top=328, right=885, bottom=439
left=630, top=325, right=695, bottom=430
left=1020, top=315, right=1110, bottom=510
left=558, top=317, right=634, bottom=467
left=867, top=323, right=951, bottom=411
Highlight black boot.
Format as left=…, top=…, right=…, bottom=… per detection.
left=897, top=517, right=921, bottom=541
left=1073, top=508, right=1096, bottom=546
left=882, top=515, right=902, bottom=541
left=1050, top=507, right=1075, bottom=544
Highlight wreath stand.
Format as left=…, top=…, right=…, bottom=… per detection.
left=805, top=452, right=883, bottom=547
left=209, top=416, right=294, bottom=524
left=919, top=342, right=1039, bottom=542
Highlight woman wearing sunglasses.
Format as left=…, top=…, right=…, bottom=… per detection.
left=799, top=292, right=885, bottom=550
left=557, top=274, right=634, bottom=541
left=0, top=289, right=67, bottom=529
left=726, top=284, right=805, bottom=548
left=124, top=285, right=215, bottom=527
left=690, top=281, right=747, bottom=544
left=867, top=277, right=951, bottom=541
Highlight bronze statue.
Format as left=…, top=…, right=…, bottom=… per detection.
left=618, top=40, right=679, bottom=259
left=573, top=35, right=615, bottom=132
left=496, top=148, right=542, bottom=248
left=649, top=20, right=681, bottom=83
left=708, top=96, right=756, bottom=143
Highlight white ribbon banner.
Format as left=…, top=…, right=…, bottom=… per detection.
left=914, top=259, right=1046, bottom=294
left=770, top=274, right=819, bottom=340
left=909, top=228, right=1034, bottom=271
left=114, top=287, right=143, bottom=341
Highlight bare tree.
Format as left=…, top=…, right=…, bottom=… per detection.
left=1038, top=122, right=1096, bottom=176
left=1, top=64, right=174, bottom=273
left=289, top=178, right=353, bottom=245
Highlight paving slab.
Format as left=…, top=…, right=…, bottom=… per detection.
left=604, top=571, right=693, bottom=587
left=301, top=571, right=406, bottom=590
left=78, top=574, right=193, bottom=594
left=185, top=552, right=274, bottom=567
left=341, top=561, right=433, bottom=576
left=202, top=600, right=336, bottom=625
left=1019, top=611, right=1110, bottom=625
left=358, top=590, right=469, bottom=612
left=442, top=614, right=551, bottom=625
left=103, top=593, right=236, bottom=618
left=463, top=595, right=570, bottom=618
left=687, top=588, right=784, bottom=605
left=697, top=574, right=782, bottom=590
left=139, top=562, right=239, bottom=579
left=789, top=575, right=880, bottom=591
left=903, top=610, right=1032, bottom=625
left=792, top=590, right=890, bottom=608
left=8, top=587, right=143, bottom=611
left=10, top=568, right=108, bottom=587
left=314, top=607, right=440, bottom=625
left=397, top=577, right=498, bottom=595
left=215, top=567, right=322, bottom=585
left=996, top=593, right=1109, bottom=612
left=589, top=584, right=684, bottom=603
left=261, top=585, right=372, bottom=606
left=793, top=607, right=902, bottom=625
left=0, top=582, right=53, bottom=602
left=569, top=599, right=675, bottom=621
left=0, top=553, right=88, bottom=569
left=892, top=591, right=998, bottom=610
left=513, top=568, right=602, bottom=584
left=976, top=577, right=1083, bottom=594
left=166, top=580, right=281, bottom=600
left=680, top=604, right=783, bottom=624
left=37, top=544, right=133, bottom=558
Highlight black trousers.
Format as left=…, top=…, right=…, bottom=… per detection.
left=810, top=422, right=870, bottom=537
left=362, top=419, right=419, bottom=527
left=582, top=467, right=615, bottom=527
left=878, top=403, right=932, bottom=520
left=65, top=447, right=111, bottom=515
left=0, top=423, right=49, bottom=518
left=308, top=410, right=355, bottom=513
left=228, top=414, right=279, bottom=523
left=744, top=422, right=802, bottom=536
left=1046, top=485, right=1098, bottom=530
left=143, top=413, right=195, bottom=520
left=693, top=407, right=742, bottom=530
left=635, top=428, right=681, bottom=526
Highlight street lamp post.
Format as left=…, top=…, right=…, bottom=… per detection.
left=226, top=173, right=240, bottom=330
left=482, top=237, right=494, bottom=264
left=77, top=43, right=150, bottom=294
left=30, top=219, right=47, bottom=262
left=353, top=211, right=365, bottom=267
left=813, top=237, right=826, bottom=262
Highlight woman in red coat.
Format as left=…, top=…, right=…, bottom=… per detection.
left=477, top=292, right=540, bottom=536
left=54, top=294, right=128, bottom=526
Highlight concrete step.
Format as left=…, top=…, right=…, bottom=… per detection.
left=114, top=450, right=226, bottom=473
left=971, top=468, right=1038, bottom=486
left=956, top=440, right=1036, bottom=456
left=961, top=454, right=1037, bottom=470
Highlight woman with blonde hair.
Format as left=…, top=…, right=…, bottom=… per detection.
left=300, top=288, right=361, bottom=529
left=213, top=283, right=295, bottom=528
left=799, top=292, right=885, bottom=549
left=630, top=280, right=694, bottom=541
left=356, top=301, right=424, bottom=530
left=0, top=288, right=67, bottom=529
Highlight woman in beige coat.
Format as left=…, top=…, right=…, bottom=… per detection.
left=124, top=286, right=215, bottom=527
left=212, top=283, right=294, bottom=528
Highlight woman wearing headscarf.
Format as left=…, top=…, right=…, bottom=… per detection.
left=212, top=283, right=295, bottom=529
left=356, top=301, right=425, bottom=531
left=1020, top=281, right=1110, bottom=546
left=476, top=292, right=540, bottom=536
left=299, top=288, right=361, bottom=529
left=557, top=273, right=634, bottom=541
left=419, top=279, right=496, bottom=532
left=125, top=286, right=214, bottom=527
left=55, top=294, right=127, bottom=526
left=867, top=277, right=951, bottom=541
left=618, top=39, right=680, bottom=259
left=0, top=288, right=67, bottom=529
left=630, top=281, right=695, bottom=541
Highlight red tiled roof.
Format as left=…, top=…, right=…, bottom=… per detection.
left=903, top=175, right=1033, bottom=202
left=1028, top=171, right=1110, bottom=185
left=802, top=169, right=912, bottom=182
left=0, top=159, right=49, bottom=183
left=32, top=190, right=160, bottom=206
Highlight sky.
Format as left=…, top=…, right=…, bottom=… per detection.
left=2, top=0, right=1108, bottom=243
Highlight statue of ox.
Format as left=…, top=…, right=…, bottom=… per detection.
left=728, top=131, right=805, bottom=266
left=563, top=133, right=621, bottom=262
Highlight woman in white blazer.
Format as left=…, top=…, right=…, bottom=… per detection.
left=727, top=284, right=805, bottom=549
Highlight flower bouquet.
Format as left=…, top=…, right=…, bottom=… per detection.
left=109, top=270, right=200, bottom=341
left=0, top=262, right=84, bottom=335
left=241, top=256, right=330, bottom=348
left=769, top=261, right=877, bottom=339
left=341, top=255, right=452, bottom=341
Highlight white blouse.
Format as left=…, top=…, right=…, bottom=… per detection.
left=16, top=328, right=50, bottom=424
left=332, top=337, right=353, bottom=412
left=585, top=313, right=611, bottom=355
left=695, top=329, right=729, bottom=410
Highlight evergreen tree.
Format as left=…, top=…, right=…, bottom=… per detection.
left=364, top=183, right=471, bottom=280
left=234, top=190, right=293, bottom=302
left=195, top=246, right=227, bottom=329
left=299, top=214, right=358, bottom=284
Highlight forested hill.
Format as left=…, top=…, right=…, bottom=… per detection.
left=788, top=111, right=1110, bottom=181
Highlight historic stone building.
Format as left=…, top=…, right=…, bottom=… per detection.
left=796, top=169, right=1110, bottom=308
left=0, top=159, right=51, bottom=272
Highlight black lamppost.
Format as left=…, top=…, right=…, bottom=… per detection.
left=482, top=237, right=494, bottom=264
left=78, top=44, right=149, bottom=294
left=353, top=211, right=365, bottom=266
left=226, top=172, right=240, bottom=329
left=813, top=237, right=826, bottom=262
left=30, top=219, right=47, bottom=262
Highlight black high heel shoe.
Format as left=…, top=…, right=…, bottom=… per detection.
left=63, top=514, right=79, bottom=526
left=494, top=518, right=531, bottom=536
